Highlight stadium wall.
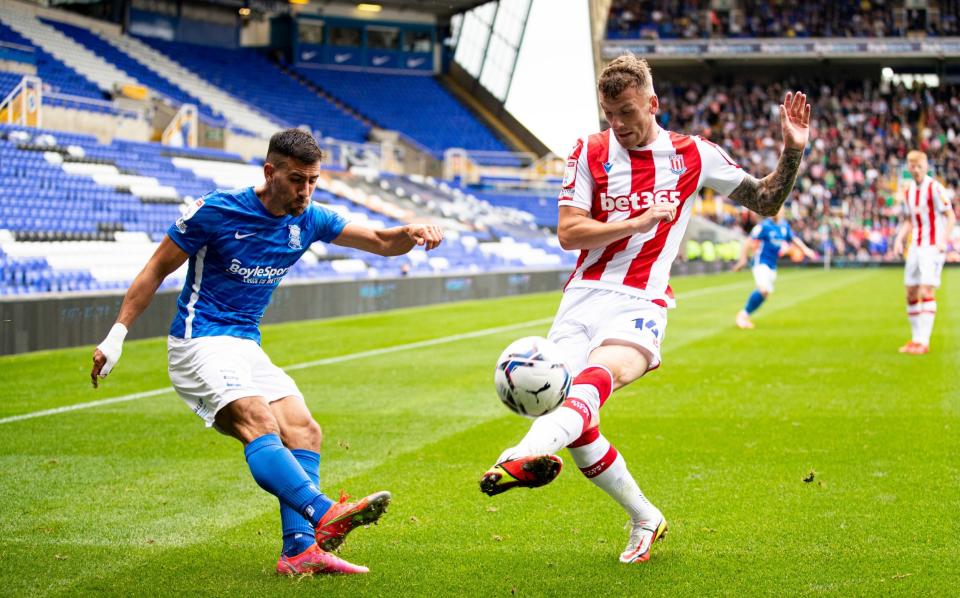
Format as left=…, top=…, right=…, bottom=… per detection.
left=0, top=263, right=728, bottom=355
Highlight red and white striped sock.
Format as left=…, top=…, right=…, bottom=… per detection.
left=907, top=299, right=921, bottom=343
left=500, top=366, right=613, bottom=462
left=919, top=298, right=937, bottom=346
left=568, top=430, right=661, bottom=523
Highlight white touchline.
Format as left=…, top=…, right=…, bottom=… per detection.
left=0, top=273, right=819, bottom=425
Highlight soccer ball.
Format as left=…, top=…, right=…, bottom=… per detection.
left=494, top=336, right=572, bottom=417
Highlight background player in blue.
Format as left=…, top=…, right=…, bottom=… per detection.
left=733, top=208, right=816, bottom=329
left=89, top=129, right=444, bottom=576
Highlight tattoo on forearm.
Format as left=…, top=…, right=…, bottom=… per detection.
left=728, top=147, right=804, bottom=216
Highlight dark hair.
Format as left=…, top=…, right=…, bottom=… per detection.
left=598, top=54, right=653, bottom=99
left=266, top=128, right=323, bottom=166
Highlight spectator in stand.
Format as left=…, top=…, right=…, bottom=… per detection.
left=654, top=78, right=959, bottom=262
left=606, top=0, right=937, bottom=39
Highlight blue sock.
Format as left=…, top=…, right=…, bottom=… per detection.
left=243, top=434, right=334, bottom=528
left=744, top=290, right=766, bottom=314
left=280, top=449, right=324, bottom=557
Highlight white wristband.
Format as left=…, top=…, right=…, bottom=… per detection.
left=96, top=323, right=128, bottom=377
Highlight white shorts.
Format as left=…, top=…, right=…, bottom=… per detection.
left=547, top=287, right=667, bottom=375
left=904, top=246, right=945, bottom=287
left=168, top=335, right=303, bottom=428
left=752, top=264, right=777, bottom=293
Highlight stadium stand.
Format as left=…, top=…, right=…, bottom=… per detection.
left=605, top=0, right=956, bottom=39
left=41, top=18, right=229, bottom=128
left=296, top=68, right=515, bottom=160
left=0, top=19, right=116, bottom=112
left=657, top=77, right=960, bottom=261
left=136, top=36, right=370, bottom=143
left=3, top=0, right=956, bottom=298
left=100, top=27, right=284, bottom=138
left=0, top=124, right=571, bottom=295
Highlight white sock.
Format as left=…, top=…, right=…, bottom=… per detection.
left=919, top=299, right=937, bottom=346
left=498, top=369, right=608, bottom=462
left=907, top=300, right=921, bottom=343
left=568, top=433, right=661, bottom=523
left=497, top=409, right=584, bottom=462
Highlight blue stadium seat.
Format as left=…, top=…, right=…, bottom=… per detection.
left=41, top=19, right=228, bottom=128
left=296, top=68, right=512, bottom=160
left=137, top=37, right=370, bottom=143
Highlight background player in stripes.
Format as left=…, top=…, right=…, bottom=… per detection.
left=733, top=208, right=817, bottom=329
left=89, top=129, right=443, bottom=575
left=893, top=150, right=955, bottom=354
left=479, top=54, right=810, bottom=564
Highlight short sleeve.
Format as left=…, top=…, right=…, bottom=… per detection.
left=558, top=137, right=594, bottom=211
left=696, top=137, right=746, bottom=196
left=308, top=202, right=348, bottom=244
left=749, top=224, right=763, bottom=240
left=933, top=181, right=953, bottom=213
left=900, top=191, right=912, bottom=218
left=167, top=197, right=216, bottom=255
left=784, top=224, right=794, bottom=242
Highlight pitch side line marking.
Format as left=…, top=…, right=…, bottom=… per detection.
left=0, top=274, right=812, bottom=425
left=0, top=389, right=173, bottom=425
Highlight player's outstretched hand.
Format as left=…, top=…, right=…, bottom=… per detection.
left=408, top=224, right=444, bottom=251
left=780, top=91, right=811, bottom=151
left=732, top=259, right=747, bottom=272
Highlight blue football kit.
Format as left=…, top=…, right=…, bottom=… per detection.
left=751, top=218, right=794, bottom=269
left=166, top=187, right=347, bottom=343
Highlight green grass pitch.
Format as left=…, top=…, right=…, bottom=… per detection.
left=1, top=268, right=956, bottom=596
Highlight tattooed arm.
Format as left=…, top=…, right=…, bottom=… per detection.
left=728, top=147, right=804, bottom=217
left=729, top=91, right=811, bottom=217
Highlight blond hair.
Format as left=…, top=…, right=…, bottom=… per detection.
left=598, top=54, right=654, bottom=99
left=906, top=150, right=927, bottom=163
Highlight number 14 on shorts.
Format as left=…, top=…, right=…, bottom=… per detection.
left=633, top=318, right=660, bottom=338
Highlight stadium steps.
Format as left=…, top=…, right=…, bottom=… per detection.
left=275, top=63, right=374, bottom=131
left=96, top=31, right=283, bottom=138
left=436, top=74, right=534, bottom=155
left=0, top=11, right=138, bottom=95
left=41, top=18, right=230, bottom=129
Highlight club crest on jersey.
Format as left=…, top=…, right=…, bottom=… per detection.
left=562, top=160, right=577, bottom=189
left=175, top=198, right=205, bottom=233
left=287, top=224, right=302, bottom=249
left=669, top=154, right=686, bottom=175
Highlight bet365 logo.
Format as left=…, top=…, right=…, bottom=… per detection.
left=599, top=190, right=680, bottom=212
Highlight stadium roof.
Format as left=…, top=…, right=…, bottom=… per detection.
left=344, top=1, right=489, bottom=17
left=149, top=0, right=489, bottom=18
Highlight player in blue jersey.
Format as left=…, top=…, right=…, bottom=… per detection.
left=89, top=129, right=443, bottom=576
left=733, top=208, right=816, bottom=329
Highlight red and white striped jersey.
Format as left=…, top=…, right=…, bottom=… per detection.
left=903, top=176, right=953, bottom=247
left=558, top=126, right=746, bottom=307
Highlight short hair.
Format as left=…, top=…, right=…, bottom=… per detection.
left=598, top=54, right=654, bottom=99
left=906, top=150, right=927, bottom=162
left=266, top=128, right=323, bottom=166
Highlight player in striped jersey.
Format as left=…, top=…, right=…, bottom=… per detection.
left=480, top=54, right=810, bottom=564
left=893, top=150, right=955, bottom=354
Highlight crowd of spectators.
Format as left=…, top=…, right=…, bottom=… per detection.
left=652, top=78, right=959, bottom=262
left=607, top=1, right=960, bottom=40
